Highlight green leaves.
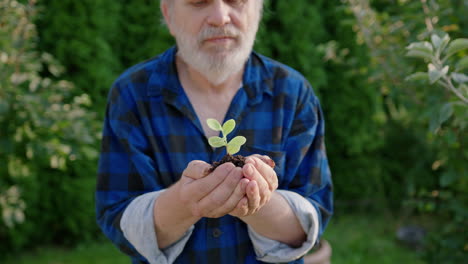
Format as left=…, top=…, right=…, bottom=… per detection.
left=431, top=34, right=450, bottom=54
left=405, top=72, right=429, bottom=82
left=406, top=41, right=433, bottom=60
left=451, top=73, right=468, bottom=84
left=227, top=136, right=247, bottom=155
left=222, top=119, right=235, bottom=135
left=445, top=38, right=468, bottom=58
left=227, top=144, right=242, bottom=156
left=406, top=33, right=468, bottom=105
left=455, top=56, right=468, bottom=71
left=206, top=119, right=246, bottom=155
left=406, top=34, right=468, bottom=63
left=428, top=64, right=449, bottom=84
left=208, top=136, right=225, bottom=148
left=206, top=118, right=223, bottom=131
left=229, top=135, right=247, bottom=146
left=428, top=102, right=454, bottom=134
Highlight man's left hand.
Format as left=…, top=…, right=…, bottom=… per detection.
left=230, top=155, right=278, bottom=217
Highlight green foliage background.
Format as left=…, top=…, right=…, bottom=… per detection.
left=1, top=0, right=466, bottom=263
left=0, top=0, right=100, bottom=255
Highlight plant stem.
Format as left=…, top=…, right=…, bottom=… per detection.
left=443, top=76, right=468, bottom=104
left=420, top=0, right=434, bottom=33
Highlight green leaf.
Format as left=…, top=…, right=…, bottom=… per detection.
left=226, top=136, right=246, bottom=155
left=405, top=42, right=433, bottom=60
left=445, top=38, right=468, bottom=58
left=206, top=118, right=222, bottom=131
left=431, top=34, right=442, bottom=49
left=428, top=64, right=449, bottom=84
left=208, top=136, right=225, bottom=148
left=431, top=34, right=442, bottom=50
left=228, top=136, right=247, bottom=146
left=405, top=50, right=433, bottom=60
left=405, top=72, right=429, bottom=82
left=226, top=144, right=241, bottom=155
left=222, top=119, right=235, bottom=136
left=455, top=56, right=468, bottom=71
left=406, top=41, right=433, bottom=53
left=438, top=34, right=450, bottom=54
left=439, top=103, right=454, bottom=125
left=451, top=72, right=468, bottom=84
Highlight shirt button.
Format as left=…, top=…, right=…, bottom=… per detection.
left=212, top=228, right=223, bottom=238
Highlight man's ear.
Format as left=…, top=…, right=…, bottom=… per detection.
left=161, top=2, right=175, bottom=36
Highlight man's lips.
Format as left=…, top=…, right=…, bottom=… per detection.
left=204, top=36, right=236, bottom=43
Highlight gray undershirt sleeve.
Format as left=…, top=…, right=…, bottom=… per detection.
left=120, top=190, right=194, bottom=264
left=247, top=189, right=319, bottom=263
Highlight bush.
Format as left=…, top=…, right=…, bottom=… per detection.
left=35, top=0, right=174, bottom=112
left=115, top=0, right=173, bottom=67
left=320, top=1, right=385, bottom=209
left=347, top=0, right=467, bottom=262
left=0, top=0, right=100, bottom=255
left=256, top=1, right=386, bottom=209
left=35, top=0, right=121, bottom=110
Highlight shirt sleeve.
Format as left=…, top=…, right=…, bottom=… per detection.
left=249, top=79, right=333, bottom=263
left=120, top=190, right=194, bottom=264
left=247, top=190, right=319, bottom=263
left=283, top=81, right=333, bottom=239
left=95, top=82, right=169, bottom=262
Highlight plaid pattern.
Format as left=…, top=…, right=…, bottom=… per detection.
left=96, top=46, right=333, bottom=264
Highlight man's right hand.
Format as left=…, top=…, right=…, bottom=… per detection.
left=179, top=160, right=249, bottom=218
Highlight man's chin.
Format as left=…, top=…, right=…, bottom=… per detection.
left=201, top=49, right=238, bottom=61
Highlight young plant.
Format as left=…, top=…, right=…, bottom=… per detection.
left=206, top=118, right=246, bottom=155
left=405, top=33, right=468, bottom=132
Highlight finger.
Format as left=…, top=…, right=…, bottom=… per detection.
left=229, top=196, right=249, bottom=217
left=246, top=180, right=260, bottom=214
left=182, top=160, right=211, bottom=180
left=250, top=154, right=276, bottom=168
left=209, top=177, right=249, bottom=217
left=187, top=162, right=236, bottom=201
left=195, top=167, right=243, bottom=217
left=245, top=157, right=278, bottom=191
left=242, top=162, right=270, bottom=205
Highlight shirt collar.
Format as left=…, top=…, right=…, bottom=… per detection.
left=147, top=46, right=274, bottom=106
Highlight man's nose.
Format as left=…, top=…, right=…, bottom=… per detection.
left=206, top=1, right=232, bottom=27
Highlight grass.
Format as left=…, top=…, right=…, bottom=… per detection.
left=4, top=241, right=128, bottom=264
left=4, top=213, right=426, bottom=264
left=322, top=213, right=426, bottom=264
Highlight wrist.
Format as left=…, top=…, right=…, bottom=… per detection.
left=173, top=180, right=202, bottom=221
left=154, top=181, right=200, bottom=225
left=239, top=191, right=286, bottom=224
left=238, top=191, right=278, bottom=223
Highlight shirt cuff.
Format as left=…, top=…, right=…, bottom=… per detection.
left=247, top=189, right=319, bottom=263
left=120, top=190, right=194, bottom=264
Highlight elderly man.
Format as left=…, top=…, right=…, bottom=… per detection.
left=96, top=0, right=333, bottom=263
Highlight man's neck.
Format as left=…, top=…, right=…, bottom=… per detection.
left=175, top=55, right=245, bottom=137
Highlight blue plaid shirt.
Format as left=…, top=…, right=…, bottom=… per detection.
left=96, top=46, right=333, bottom=264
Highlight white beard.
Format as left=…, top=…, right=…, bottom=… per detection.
left=173, top=22, right=259, bottom=85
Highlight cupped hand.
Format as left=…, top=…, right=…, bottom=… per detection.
left=178, top=160, right=248, bottom=218
left=230, top=155, right=278, bottom=217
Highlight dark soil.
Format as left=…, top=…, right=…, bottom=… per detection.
left=209, top=154, right=246, bottom=172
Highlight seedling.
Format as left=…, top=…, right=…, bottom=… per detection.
left=206, top=118, right=246, bottom=155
